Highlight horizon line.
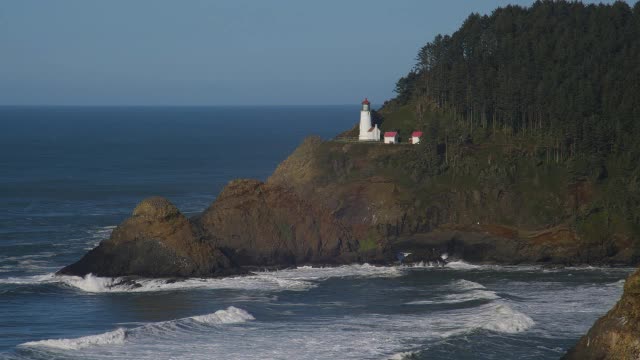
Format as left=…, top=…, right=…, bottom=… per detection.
left=0, top=104, right=370, bottom=108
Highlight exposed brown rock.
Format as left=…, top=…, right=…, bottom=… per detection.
left=59, top=136, right=639, bottom=279
left=563, top=268, right=640, bottom=360
left=198, top=179, right=358, bottom=267
left=58, top=197, right=238, bottom=278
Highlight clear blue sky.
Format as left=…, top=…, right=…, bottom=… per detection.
left=0, top=0, right=631, bottom=106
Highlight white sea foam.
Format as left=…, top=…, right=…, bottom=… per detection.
left=1, top=263, right=401, bottom=293
left=611, top=279, right=626, bottom=287
left=402, top=261, right=438, bottom=268
left=84, top=225, right=117, bottom=249
left=56, top=273, right=315, bottom=293
left=190, top=306, right=255, bottom=324
left=450, top=279, right=486, bottom=290
left=387, top=351, right=416, bottom=360
left=20, top=306, right=254, bottom=351
left=22, top=328, right=127, bottom=350
left=479, top=304, right=535, bottom=333
left=407, top=279, right=499, bottom=305
left=258, top=263, right=404, bottom=281
left=0, top=252, right=60, bottom=274
left=444, top=260, right=481, bottom=270
left=16, top=295, right=534, bottom=360
left=407, top=289, right=500, bottom=305
left=0, top=273, right=56, bottom=285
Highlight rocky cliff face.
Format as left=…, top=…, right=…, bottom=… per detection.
left=60, top=133, right=639, bottom=278
left=563, top=268, right=640, bottom=360
left=268, top=137, right=637, bottom=266
left=197, top=179, right=357, bottom=268
left=58, top=197, right=237, bottom=277
left=59, top=179, right=361, bottom=278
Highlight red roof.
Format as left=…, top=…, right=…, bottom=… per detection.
left=411, top=131, right=423, bottom=137
left=384, top=131, right=398, bottom=137
left=361, top=98, right=370, bottom=105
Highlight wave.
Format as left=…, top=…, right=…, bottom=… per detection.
left=20, top=306, right=254, bottom=351
left=84, top=225, right=117, bottom=250
left=407, top=289, right=499, bottom=305
left=387, top=351, right=416, bottom=360
left=189, top=306, right=255, bottom=324
left=22, top=328, right=127, bottom=350
left=406, top=279, right=499, bottom=305
left=57, top=273, right=316, bottom=293
left=611, top=279, right=626, bottom=287
left=430, top=302, right=535, bottom=337
left=479, top=304, right=536, bottom=333
left=258, top=263, right=404, bottom=281
left=450, top=279, right=485, bottom=290
left=402, top=261, right=440, bottom=268
left=0, top=273, right=56, bottom=285
left=0, top=252, right=59, bottom=274
left=444, top=261, right=482, bottom=270
left=0, top=264, right=402, bottom=293
left=16, top=302, right=533, bottom=359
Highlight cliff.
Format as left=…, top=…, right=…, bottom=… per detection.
left=267, top=135, right=637, bottom=266
left=59, top=131, right=639, bottom=279
left=563, top=268, right=640, bottom=359
left=59, top=180, right=362, bottom=278
left=58, top=197, right=238, bottom=277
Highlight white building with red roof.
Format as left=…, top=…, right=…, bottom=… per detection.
left=358, top=98, right=381, bottom=141
left=411, top=131, right=423, bottom=144
left=384, top=131, right=399, bottom=144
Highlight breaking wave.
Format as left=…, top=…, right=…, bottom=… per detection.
left=444, top=261, right=482, bottom=270
left=21, top=306, right=254, bottom=350
left=0, top=264, right=403, bottom=293
left=479, top=304, right=535, bottom=333
left=22, top=328, right=127, bottom=350
left=450, top=279, right=486, bottom=290
left=189, top=306, right=255, bottom=324
left=407, top=279, right=499, bottom=305
left=407, top=289, right=499, bottom=305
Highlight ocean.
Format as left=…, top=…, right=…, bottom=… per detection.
left=0, top=106, right=632, bottom=360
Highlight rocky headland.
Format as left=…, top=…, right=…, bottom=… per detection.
left=59, top=135, right=638, bottom=278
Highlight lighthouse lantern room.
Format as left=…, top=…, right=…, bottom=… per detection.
left=358, top=98, right=380, bottom=141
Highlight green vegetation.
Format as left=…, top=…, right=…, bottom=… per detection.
left=370, top=1, right=640, bottom=253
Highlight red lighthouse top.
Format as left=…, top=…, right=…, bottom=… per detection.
left=361, top=98, right=370, bottom=105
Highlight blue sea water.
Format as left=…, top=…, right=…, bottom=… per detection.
left=0, top=106, right=632, bottom=360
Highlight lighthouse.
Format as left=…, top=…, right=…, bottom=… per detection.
left=358, top=98, right=380, bottom=141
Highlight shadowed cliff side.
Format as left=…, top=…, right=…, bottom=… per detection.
left=58, top=197, right=238, bottom=277
left=563, top=268, right=640, bottom=360
left=59, top=180, right=362, bottom=278
left=268, top=136, right=637, bottom=266
left=197, top=179, right=359, bottom=268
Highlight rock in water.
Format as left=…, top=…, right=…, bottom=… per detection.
left=58, top=197, right=239, bottom=278
left=563, top=268, right=640, bottom=359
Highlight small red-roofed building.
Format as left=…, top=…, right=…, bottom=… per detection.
left=384, top=131, right=399, bottom=144
left=411, top=131, right=423, bottom=144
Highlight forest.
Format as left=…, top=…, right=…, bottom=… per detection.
left=390, top=0, right=640, bottom=165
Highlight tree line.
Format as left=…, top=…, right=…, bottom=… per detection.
left=394, top=0, right=640, bottom=162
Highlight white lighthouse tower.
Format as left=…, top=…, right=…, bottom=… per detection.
left=358, top=98, right=380, bottom=141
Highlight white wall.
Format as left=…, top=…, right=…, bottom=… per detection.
left=359, top=110, right=373, bottom=140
